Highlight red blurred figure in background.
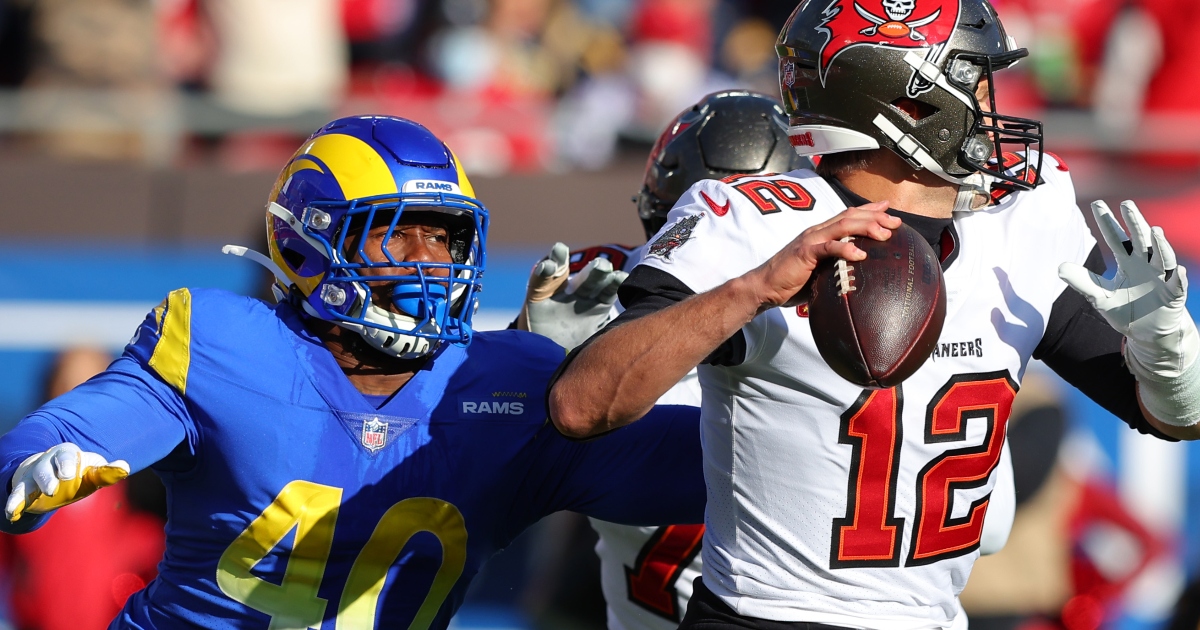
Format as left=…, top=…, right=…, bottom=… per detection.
left=0, top=348, right=165, bottom=630
left=1132, top=0, right=1200, bottom=168
left=629, top=0, right=713, bottom=59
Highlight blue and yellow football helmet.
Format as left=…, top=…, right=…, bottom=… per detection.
left=227, top=116, right=489, bottom=359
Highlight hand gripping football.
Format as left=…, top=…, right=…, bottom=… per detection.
left=808, top=222, right=946, bottom=389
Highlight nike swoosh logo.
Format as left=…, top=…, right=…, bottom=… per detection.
left=700, top=191, right=730, bottom=217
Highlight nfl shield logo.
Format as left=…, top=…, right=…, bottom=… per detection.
left=361, top=418, right=388, bottom=453
left=782, top=60, right=796, bottom=88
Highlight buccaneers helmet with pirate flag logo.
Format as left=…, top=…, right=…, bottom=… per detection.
left=777, top=0, right=1042, bottom=199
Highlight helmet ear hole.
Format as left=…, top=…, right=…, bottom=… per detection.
left=891, top=98, right=940, bottom=122
left=280, top=247, right=307, bottom=272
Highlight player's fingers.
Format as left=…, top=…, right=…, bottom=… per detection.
left=5, top=481, right=29, bottom=521
left=526, top=245, right=571, bottom=302
left=818, top=215, right=895, bottom=244
left=569, top=258, right=615, bottom=299
left=525, top=265, right=563, bottom=301
left=1119, top=201, right=1153, bottom=262
left=1090, top=201, right=1131, bottom=259
left=838, top=201, right=896, bottom=227
left=845, top=200, right=893, bottom=216
left=807, top=201, right=893, bottom=233
left=812, top=236, right=866, bottom=262
left=25, top=452, right=66, bottom=498
left=52, top=446, right=80, bottom=482
left=1151, top=225, right=1184, bottom=298
left=528, top=260, right=568, bottom=295
left=532, top=259, right=558, bottom=278
left=547, top=242, right=570, bottom=269
left=596, top=270, right=628, bottom=305
left=83, top=461, right=130, bottom=489
left=799, top=210, right=895, bottom=248
left=531, top=243, right=570, bottom=280
left=1058, top=262, right=1109, bottom=304
left=1150, top=226, right=1177, bottom=277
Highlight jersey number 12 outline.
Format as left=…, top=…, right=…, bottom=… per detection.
left=625, top=523, right=705, bottom=622
left=216, top=480, right=467, bottom=629
left=831, top=371, right=1016, bottom=568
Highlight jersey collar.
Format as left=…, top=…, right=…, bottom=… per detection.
left=277, top=302, right=468, bottom=420
left=823, top=175, right=960, bottom=268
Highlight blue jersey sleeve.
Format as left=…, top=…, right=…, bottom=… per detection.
left=519, top=405, right=704, bottom=527
left=0, top=292, right=198, bottom=534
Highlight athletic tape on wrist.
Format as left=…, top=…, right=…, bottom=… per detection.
left=1127, top=347, right=1200, bottom=427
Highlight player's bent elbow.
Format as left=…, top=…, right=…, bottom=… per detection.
left=548, top=385, right=604, bottom=439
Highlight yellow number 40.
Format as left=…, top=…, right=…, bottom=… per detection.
left=216, top=480, right=468, bottom=630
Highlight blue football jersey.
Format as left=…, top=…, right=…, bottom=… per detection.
left=0, top=289, right=704, bottom=629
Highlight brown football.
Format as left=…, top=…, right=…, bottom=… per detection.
left=807, top=222, right=946, bottom=389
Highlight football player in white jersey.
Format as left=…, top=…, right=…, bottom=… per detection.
left=547, top=1, right=1200, bottom=629
left=527, top=90, right=1015, bottom=629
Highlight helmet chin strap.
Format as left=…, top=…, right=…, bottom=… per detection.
left=221, top=245, right=291, bottom=303
left=299, top=297, right=440, bottom=360
left=872, top=114, right=996, bottom=212
left=952, top=172, right=996, bottom=213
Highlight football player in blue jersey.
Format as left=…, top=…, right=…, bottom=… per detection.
left=0, top=115, right=704, bottom=629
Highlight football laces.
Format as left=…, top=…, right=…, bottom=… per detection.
left=836, top=237, right=858, bottom=296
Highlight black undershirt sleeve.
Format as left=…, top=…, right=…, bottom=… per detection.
left=608, top=267, right=748, bottom=367
left=1034, top=245, right=1176, bottom=441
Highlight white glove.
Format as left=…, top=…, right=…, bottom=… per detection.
left=5, top=443, right=130, bottom=522
left=515, top=242, right=628, bottom=351
left=1059, top=200, right=1197, bottom=377
left=1059, top=200, right=1200, bottom=427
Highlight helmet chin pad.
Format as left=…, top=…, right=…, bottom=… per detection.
left=350, top=280, right=467, bottom=359
left=357, top=305, right=439, bottom=359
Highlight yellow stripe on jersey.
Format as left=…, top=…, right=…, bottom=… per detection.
left=153, top=300, right=167, bottom=332
left=149, top=288, right=193, bottom=396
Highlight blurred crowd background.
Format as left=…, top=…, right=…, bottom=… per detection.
left=1, top=1, right=1200, bottom=629
left=0, top=0, right=1197, bottom=175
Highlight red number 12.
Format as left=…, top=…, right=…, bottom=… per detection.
left=626, top=524, right=705, bottom=621
left=831, top=372, right=1016, bottom=569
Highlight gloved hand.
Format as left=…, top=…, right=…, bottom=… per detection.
left=5, top=443, right=129, bottom=522
left=516, top=242, right=628, bottom=351
left=1059, top=200, right=1198, bottom=379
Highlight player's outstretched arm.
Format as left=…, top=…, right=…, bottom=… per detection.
left=550, top=202, right=899, bottom=438
left=4, top=443, right=129, bottom=522
left=515, top=242, right=628, bottom=351
left=1059, top=200, right=1200, bottom=440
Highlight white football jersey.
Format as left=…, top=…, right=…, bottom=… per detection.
left=634, top=155, right=1091, bottom=630
left=578, top=244, right=706, bottom=630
